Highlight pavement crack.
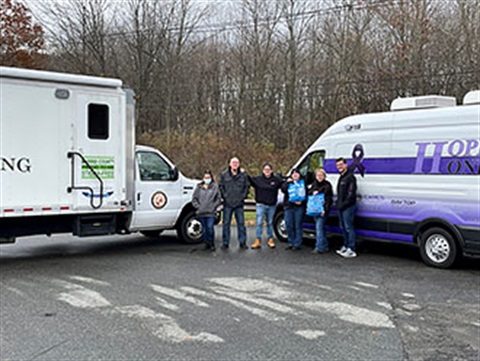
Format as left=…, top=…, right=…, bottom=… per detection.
left=27, top=339, right=70, bottom=361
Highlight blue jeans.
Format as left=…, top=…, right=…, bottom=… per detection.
left=199, top=216, right=215, bottom=246
left=255, top=204, right=276, bottom=239
left=222, top=206, right=246, bottom=246
left=284, top=206, right=304, bottom=248
left=338, top=205, right=356, bottom=250
left=314, top=215, right=328, bottom=251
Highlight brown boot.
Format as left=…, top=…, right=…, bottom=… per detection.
left=267, top=238, right=276, bottom=249
left=251, top=238, right=262, bottom=249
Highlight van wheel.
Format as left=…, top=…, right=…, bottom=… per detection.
left=141, top=230, right=163, bottom=239
left=274, top=210, right=288, bottom=243
left=177, top=211, right=203, bottom=244
left=419, top=227, right=458, bottom=268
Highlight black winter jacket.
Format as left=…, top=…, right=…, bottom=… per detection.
left=336, top=168, right=357, bottom=211
left=307, top=179, right=334, bottom=214
left=219, top=168, right=250, bottom=208
left=249, top=174, right=282, bottom=206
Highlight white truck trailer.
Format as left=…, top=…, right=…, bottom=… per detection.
left=274, top=90, right=480, bottom=268
left=0, top=67, right=202, bottom=244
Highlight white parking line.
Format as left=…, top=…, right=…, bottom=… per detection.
left=68, top=276, right=110, bottom=286
left=181, top=286, right=282, bottom=322
left=155, top=296, right=180, bottom=311
left=355, top=282, right=379, bottom=289
left=57, top=282, right=111, bottom=309
left=377, top=302, right=393, bottom=310
left=298, top=301, right=395, bottom=328
left=295, top=330, right=326, bottom=339
left=209, top=277, right=294, bottom=299
left=211, top=286, right=299, bottom=315
left=113, top=305, right=224, bottom=343
left=151, top=284, right=210, bottom=307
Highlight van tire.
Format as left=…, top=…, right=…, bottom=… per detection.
left=419, top=227, right=458, bottom=268
left=141, top=230, right=163, bottom=239
left=177, top=211, right=203, bottom=244
left=273, top=210, right=288, bottom=243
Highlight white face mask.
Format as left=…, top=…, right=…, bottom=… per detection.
left=204, top=178, right=212, bottom=185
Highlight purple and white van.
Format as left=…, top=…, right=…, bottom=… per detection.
left=274, top=91, right=480, bottom=268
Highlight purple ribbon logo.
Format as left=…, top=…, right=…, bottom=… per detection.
left=351, top=144, right=366, bottom=177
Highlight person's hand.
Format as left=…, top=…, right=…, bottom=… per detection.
left=294, top=201, right=302, bottom=205
left=287, top=177, right=293, bottom=183
left=313, top=191, right=319, bottom=195
left=320, top=212, right=325, bottom=217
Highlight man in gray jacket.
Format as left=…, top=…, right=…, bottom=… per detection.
left=219, top=157, right=250, bottom=250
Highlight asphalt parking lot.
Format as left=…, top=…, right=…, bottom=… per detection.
left=1, top=227, right=479, bottom=361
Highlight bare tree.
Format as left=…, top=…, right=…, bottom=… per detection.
left=41, top=0, right=115, bottom=75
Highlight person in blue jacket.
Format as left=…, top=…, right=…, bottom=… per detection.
left=281, top=168, right=307, bottom=250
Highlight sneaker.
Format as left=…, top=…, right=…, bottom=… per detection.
left=267, top=238, right=276, bottom=249
left=239, top=243, right=248, bottom=250
left=203, top=244, right=211, bottom=250
left=221, top=244, right=229, bottom=250
left=312, top=249, right=328, bottom=254
left=336, top=246, right=347, bottom=255
left=251, top=239, right=261, bottom=249
left=339, top=248, right=357, bottom=258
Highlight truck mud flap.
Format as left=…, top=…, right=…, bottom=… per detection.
left=73, top=214, right=117, bottom=237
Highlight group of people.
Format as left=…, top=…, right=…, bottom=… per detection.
left=191, top=156, right=358, bottom=258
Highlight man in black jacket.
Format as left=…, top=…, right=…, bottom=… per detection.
left=335, top=157, right=358, bottom=258
left=219, top=157, right=250, bottom=250
left=249, top=163, right=283, bottom=249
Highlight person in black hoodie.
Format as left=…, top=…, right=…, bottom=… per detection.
left=249, top=163, right=283, bottom=249
left=308, top=168, right=333, bottom=253
left=281, top=168, right=307, bottom=250
left=335, top=157, right=358, bottom=258
left=219, top=157, right=250, bottom=250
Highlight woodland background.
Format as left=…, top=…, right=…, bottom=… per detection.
left=1, top=0, right=479, bottom=177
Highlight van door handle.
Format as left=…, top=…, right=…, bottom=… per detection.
left=137, top=192, right=141, bottom=201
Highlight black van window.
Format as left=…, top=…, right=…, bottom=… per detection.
left=88, top=104, right=109, bottom=140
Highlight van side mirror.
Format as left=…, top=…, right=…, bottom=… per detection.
left=169, top=167, right=179, bottom=181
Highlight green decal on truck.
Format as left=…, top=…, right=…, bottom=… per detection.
left=82, top=156, right=115, bottom=179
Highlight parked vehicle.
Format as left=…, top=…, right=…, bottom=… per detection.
left=274, top=90, right=480, bottom=268
left=0, top=67, right=202, bottom=244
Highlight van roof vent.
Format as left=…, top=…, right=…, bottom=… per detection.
left=463, top=90, right=480, bottom=105
left=390, top=95, right=456, bottom=111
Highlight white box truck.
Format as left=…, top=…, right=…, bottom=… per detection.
left=0, top=67, right=203, bottom=244
left=274, top=91, right=480, bottom=268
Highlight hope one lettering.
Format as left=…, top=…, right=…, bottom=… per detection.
left=1, top=157, right=32, bottom=173
left=414, top=139, right=480, bottom=175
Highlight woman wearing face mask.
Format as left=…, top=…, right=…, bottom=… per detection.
left=192, top=170, right=222, bottom=251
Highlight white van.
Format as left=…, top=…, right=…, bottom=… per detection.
left=0, top=67, right=203, bottom=244
left=274, top=91, right=480, bottom=268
